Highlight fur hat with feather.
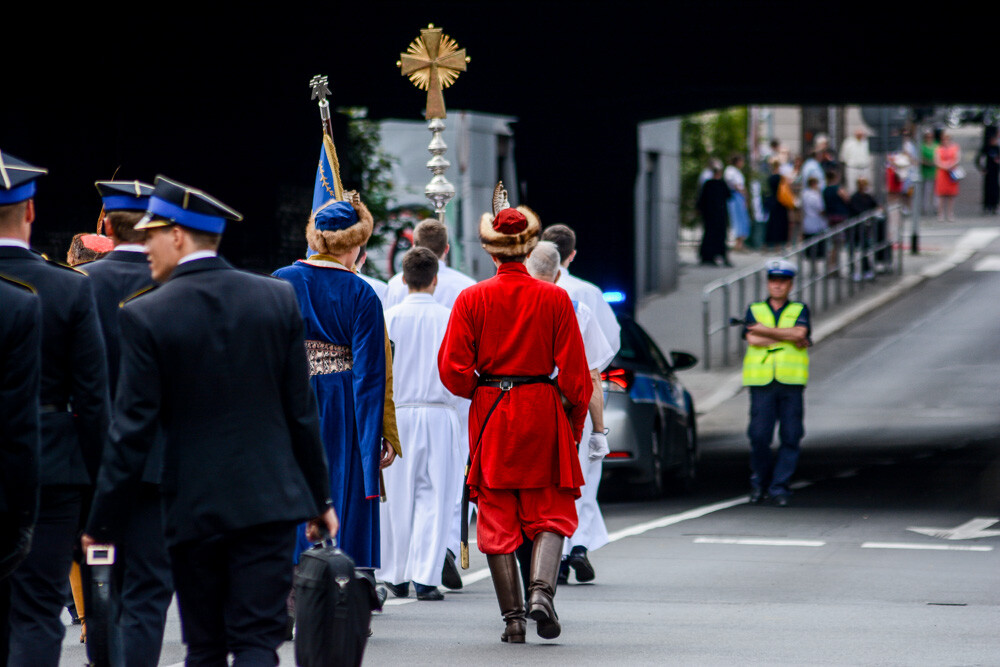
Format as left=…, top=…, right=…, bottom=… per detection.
left=479, top=181, right=541, bottom=257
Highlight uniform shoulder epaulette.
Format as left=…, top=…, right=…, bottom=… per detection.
left=119, top=284, right=157, bottom=308
left=0, top=272, right=38, bottom=294
left=43, top=257, right=88, bottom=275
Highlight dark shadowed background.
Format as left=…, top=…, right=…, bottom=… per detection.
left=2, top=1, right=993, bottom=295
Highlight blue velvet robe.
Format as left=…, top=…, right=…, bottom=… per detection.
left=273, top=259, right=386, bottom=567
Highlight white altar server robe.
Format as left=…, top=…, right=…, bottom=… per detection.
left=557, top=267, right=621, bottom=364
left=565, top=299, right=616, bottom=554
left=377, top=293, right=466, bottom=587
left=386, top=260, right=476, bottom=309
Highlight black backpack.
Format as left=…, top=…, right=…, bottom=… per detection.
left=294, top=542, right=380, bottom=666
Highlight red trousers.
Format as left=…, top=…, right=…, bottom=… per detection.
left=474, top=486, right=579, bottom=554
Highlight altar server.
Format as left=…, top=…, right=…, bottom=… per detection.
left=378, top=248, right=465, bottom=601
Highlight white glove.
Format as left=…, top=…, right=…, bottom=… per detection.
left=587, top=431, right=609, bottom=461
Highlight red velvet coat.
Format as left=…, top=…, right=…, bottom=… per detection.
left=437, top=262, right=591, bottom=498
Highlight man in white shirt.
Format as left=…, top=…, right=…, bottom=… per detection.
left=526, top=241, right=614, bottom=585
left=541, top=224, right=621, bottom=359
left=385, top=220, right=475, bottom=309
left=839, top=128, right=872, bottom=195
left=377, top=248, right=466, bottom=601
left=388, top=220, right=475, bottom=589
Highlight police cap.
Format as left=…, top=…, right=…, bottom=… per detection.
left=765, top=258, right=797, bottom=279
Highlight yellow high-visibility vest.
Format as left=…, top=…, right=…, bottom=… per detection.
left=742, top=301, right=809, bottom=386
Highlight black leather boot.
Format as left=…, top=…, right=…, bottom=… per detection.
left=527, top=532, right=564, bottom=639
left=487, top=553, right=526, bottom=643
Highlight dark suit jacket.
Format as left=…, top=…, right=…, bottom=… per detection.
left=87, top=256, right=331, bottom=546
left=0, top=246, right=110, bottom=487
left=0, top=276, right=41, bottom=529
left=81, top=249, right=163, bottom=484
left=80, top=250, right=155, bottom=393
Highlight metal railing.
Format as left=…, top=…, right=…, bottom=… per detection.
left=701, top=207, right=902, bottom=370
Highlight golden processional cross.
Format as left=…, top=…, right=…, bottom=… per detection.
left=398, top=24, right=469, bottom=120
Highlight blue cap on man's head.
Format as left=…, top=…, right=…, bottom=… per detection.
left=313, top=200, right=358, bottom=232
left=0, top=151, right=47, bottom=205
left=135, top=175, right=242, bottom=234
left=766, top=259, right=797, bottom=279
left=95, top=180, right=154, bottom=212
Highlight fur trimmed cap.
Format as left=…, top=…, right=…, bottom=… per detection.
left=306, top=192, right=373, bottom=255
left=479, top=205, right=541, bottom=257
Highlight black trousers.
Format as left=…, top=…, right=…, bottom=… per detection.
left=170, top=521, right=297, bottom=667
left=107, top=484, right=173, bottom=667
left=6, top=486, right=82, bottom=667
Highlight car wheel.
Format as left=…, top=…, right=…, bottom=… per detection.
left=635, top=425, right=666, bottom=499
left=673, top=418, right=698, bottom=494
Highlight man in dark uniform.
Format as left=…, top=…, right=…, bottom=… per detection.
left=83, top=175, right=337, bottom=666
left=0, top=150, right=110, bottom=666
left=0, top=276, right=41, bottom=665
left=81, top=180, right=172, bottom=666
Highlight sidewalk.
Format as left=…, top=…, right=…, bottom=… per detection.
left=635, top=216, right=1000, bottom=416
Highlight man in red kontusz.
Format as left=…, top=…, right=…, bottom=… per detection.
left=437, top=195, right=591, bottom=644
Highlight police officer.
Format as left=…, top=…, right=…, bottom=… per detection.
left=82, top=180, right=172, bottom=666
left=0, top=150, right=111, bottom=666
left=0, top=275, right=41, bottom=663
left=742, top=259, right=810, bottom=507
left=83, top=175, right=337, bottom=665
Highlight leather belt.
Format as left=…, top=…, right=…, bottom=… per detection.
left=476, top=374, right=556, bottom=391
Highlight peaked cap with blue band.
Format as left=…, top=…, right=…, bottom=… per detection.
left=0, top=151, right=48, bottom=205
left=95, top=180, right=154, bottom=212
left=135, top=175, right=242, bottom=234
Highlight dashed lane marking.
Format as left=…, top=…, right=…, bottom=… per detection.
left=862, top=542, right=993, bottom=552
left=973, top=255, right=1000, bottom=271
left=694, top=537, right=826, bottom=547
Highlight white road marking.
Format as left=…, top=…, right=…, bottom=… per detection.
left=862, top=542, right=993, bottom=552
left=694, top=537, right=825, bottom=547
left=907, top=517, right=1000, bottom=540
left=973, top=255, right=1000, bottom=271
left=834, top=468, right=859, bottom=478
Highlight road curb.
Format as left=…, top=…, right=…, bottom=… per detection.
left=695, top=228, right=1000, bottom=416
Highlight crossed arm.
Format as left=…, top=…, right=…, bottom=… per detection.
left=745, top=324, right=809, bottom=349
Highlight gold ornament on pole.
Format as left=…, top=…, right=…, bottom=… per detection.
left=397, top=24, right=471, bottom=223
left=397, top=24, right=469, bottom=120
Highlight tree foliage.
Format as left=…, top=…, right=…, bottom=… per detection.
left=680, top=107, right=748, bottom=227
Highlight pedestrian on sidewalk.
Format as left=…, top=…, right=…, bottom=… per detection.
left=920, top=128, right=939, bottom=217
left=765, top=158, right=795, bottom=251
left=934, top=130, right=962, bottom=222
left=741, top=259, right=810, bottom=507
left=725, top=154, right=752, bottom=252
left=976, top=128, right=999, bottom=215
left=697, top=159, right=732, bottom=266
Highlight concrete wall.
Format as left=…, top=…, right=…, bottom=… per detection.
left=379, top=111, right=516, bottom=281
left=634, top=118, right=681, bottom=297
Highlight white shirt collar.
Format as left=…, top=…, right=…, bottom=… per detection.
left=0, top=238, right=30, bottom=250
left=114, top=243, right=146, bottom=253
left=177, top=250, right=217, bottom=265
left=403, top=292, right=437, bottom=304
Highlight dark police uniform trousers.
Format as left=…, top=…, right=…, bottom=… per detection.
left=87, top=257, right=331, bottom=666
left=83, top=249, right=171, bottom=667
left=0, top=246, right=110, bottom=667
left=0, top=277, right=41, bottom=667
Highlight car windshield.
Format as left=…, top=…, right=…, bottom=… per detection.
left=614, top=318, right=655, bottom=367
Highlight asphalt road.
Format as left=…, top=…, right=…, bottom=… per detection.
left=61, top=235, right=1000, bottom=665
